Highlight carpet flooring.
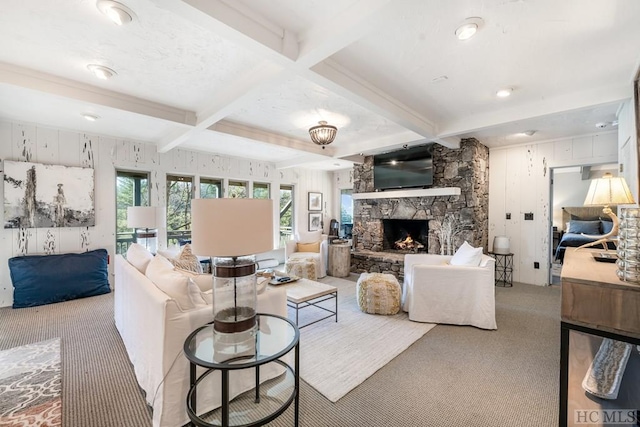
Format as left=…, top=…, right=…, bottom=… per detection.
left=0, top=278, right=561, bottom=427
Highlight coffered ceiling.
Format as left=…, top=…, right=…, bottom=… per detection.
left=0, top=0, right=638, bottom=170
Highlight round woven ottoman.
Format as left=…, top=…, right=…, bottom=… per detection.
left=356, top=272, right=401, bottom=315
left=285, top=257, right=318, bottom=280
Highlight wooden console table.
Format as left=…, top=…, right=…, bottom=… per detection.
left=560, top=249, right=640, bottom=427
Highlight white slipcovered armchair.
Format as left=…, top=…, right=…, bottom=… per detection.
left=284, top=230, right=328, bottom=279
left=402, top=253, right=497, bottom=330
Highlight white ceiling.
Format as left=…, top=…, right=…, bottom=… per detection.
left=0, top=0, right=638, bottom=170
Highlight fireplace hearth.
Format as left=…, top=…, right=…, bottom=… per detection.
left=382, top=219, right=428, bottom=253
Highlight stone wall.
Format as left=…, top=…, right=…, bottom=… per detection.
left=351, top=138, right=489, bottom=276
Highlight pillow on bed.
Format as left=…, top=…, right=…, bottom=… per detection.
left=600, top=220, right=614, bottom=234
left=568, top=220, right=601, bottom=235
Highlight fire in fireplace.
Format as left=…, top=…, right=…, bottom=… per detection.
left=382, top=219, right=428, bottom=253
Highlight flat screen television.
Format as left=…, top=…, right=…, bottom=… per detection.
left=373, top=144, right=434, bottom=190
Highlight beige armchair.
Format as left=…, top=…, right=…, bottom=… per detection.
left=402, top=253, right=497, bottom=330
left=284, top=230, right=328, bottom=278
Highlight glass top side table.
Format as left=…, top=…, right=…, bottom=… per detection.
left=184, top=314, right=300, bottom=427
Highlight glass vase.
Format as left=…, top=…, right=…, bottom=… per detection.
left=616, top=208, right=640, bottom=283
left=212, top=255, right=258, bottom=334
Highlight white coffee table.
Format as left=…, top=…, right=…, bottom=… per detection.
left=269, top=278, right=338, bottom=328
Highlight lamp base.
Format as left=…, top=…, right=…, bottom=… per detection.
left=213, top=306, right=256, bottom=333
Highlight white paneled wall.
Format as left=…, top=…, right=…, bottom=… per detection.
left=0, top=119, right=332, bottom=307
left=489, top=132, right=618, bottom=286
left=618, top=99, right=639, bottom=202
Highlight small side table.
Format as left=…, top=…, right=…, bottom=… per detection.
left=328, top=243, right=351, bottom=277
left=183, top=314, right=300, bottom=427
left=489, top=252, right=513, bottom=287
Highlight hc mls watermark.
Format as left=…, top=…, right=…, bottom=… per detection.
left=575, top=409, right=640, bottom=425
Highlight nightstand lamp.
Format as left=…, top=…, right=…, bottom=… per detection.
left=578, top=173, right=635, bottom=251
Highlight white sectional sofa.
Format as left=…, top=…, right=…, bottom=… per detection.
left=114, top=248, right=287, bottom=427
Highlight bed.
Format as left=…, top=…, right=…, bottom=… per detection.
left=554, top=206, right=617, bottom=262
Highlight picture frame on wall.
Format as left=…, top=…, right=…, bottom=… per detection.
left=4, top=160, right=95, bottom=229
left=309, top=212, right=322, bottom=232
left=308, top=192, right=322, bottom=211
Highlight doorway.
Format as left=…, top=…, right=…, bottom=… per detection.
left=549, top=163, right=618, bottom=284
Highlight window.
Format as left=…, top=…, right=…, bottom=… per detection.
left=228, top=180, right=248, bottom=198
left=200, top=178, right=222, bottom=199
left=340, top=189, right=353, bottom=238
left=279, top=185, right=293, bottom=246
left=253, top=182, right=270, bottom=199
left=166, top=175, right=193, bottom=246
left=115, top=171, right=149, bottom=254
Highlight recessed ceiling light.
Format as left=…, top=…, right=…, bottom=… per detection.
left=87, top=64, right=117, bottom=80
left=523, top=130, right=536, bottom=136
left=431, top=75, right=449, bottom=83
left=496, top=88, right=513, bottom=98
left=595, top=122, right=607, bottom=129
left=82, top=113, right=100, bottom=122
left=96, top=0, right=136, bottom=26
left=455, top=17, right=483, bottom=41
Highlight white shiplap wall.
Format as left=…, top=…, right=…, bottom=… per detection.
left=489, top=132, right=618, bottom=286
left=0, top=119, right=332, bottom=307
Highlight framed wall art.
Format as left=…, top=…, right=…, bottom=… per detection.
left=309, top=212, right=322, bottom=232
left=4, top=160, right=95, bottom=229
left=308, top=192, right=322, bottom=211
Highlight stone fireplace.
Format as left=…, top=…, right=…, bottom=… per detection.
left=382, top=219, right=428, bottom=253
left=351, top=138, right=489, bottom=279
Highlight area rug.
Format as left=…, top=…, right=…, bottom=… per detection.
left=0, top=338, right=62, bottom=427
left=293, top=277, right=436, bottom=402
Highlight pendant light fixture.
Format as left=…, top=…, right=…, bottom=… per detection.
left=309, top=121, right=337, bottom=148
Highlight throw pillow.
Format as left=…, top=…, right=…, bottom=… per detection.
left=202, top=289, right=213, bottom=305
left=450, top=241, right=483, bottom=267
left=169, top=244, right=203, bottom=273
left=296, top=230, right=322, bottom=244
left=568, top=220, right=600, bottom=235
left=601, top=219, right=614, bottom=235
left=297, top=241, right=320, bottom=253
left=187, top=278, right=207, bottom=308
left=257, top=277, right=268, bottom=294
left=157, top=247, right=180, bottom=260
left=176, top=268, right=212, bottom=293
left=126, top=243, right=154, bottom=274
left=146, top=255, right=195, bottom=311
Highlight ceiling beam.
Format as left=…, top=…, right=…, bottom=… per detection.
left=308, top=59, right=458, bottom=149
left=0, top=62, right=196, bottom=126
left=438, top=84, right=631, bottom=137
left=157, top=61, right=286, bottom=153
left=274, top=154, right=334, bottom=170
left=151, top=0, right=296, bottom=64
left=210, top=120, right=335, bottom=157
left=295, top=0, right=393, bottom=68
left=151, top=0, right=458, bottom=154
left=330, top=131, right=426, bottom=157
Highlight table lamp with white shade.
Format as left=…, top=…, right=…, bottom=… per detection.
left=191, top=198, right=274, bottom=335
left=127, top=206, right=159, bottom=251
left=577, top=173, right=635, bottom=251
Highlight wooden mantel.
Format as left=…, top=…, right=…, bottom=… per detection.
left=352, top=187, right=461, bottom=200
